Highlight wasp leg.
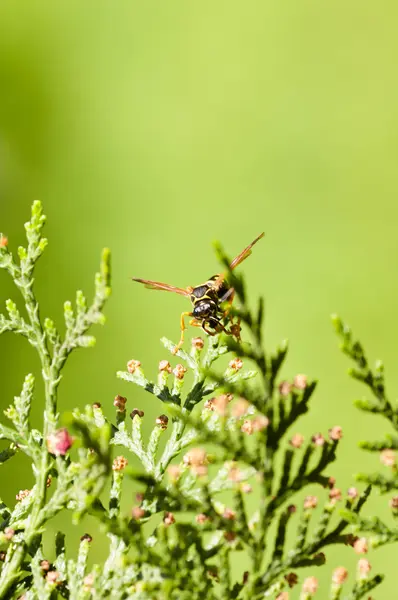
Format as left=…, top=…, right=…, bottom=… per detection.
left=201, top=320, right=218, bottom=336
left=189, top=318, right=202, bottom=328
left=172, top=311, right=193, bottom=354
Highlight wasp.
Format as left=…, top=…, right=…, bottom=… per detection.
left=133, top=232, right=264, bottom=353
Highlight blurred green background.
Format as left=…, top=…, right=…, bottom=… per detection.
left=0, top=1, right=397, bottom=596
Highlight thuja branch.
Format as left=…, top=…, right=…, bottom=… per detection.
left=333, top=316, right=398, bottom=508
left=0, top=202, right=111, bottom=597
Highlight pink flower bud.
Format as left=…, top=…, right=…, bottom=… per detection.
left=389, top=496, right=398, bottom=510
left=167, top=465, right=181, bottom=482
left=127, top=359, right=141, bottom=374
left=329, top=487, right=342, bottom=503
left=332, top=566, right=348, bottom=584
left=380, top=449, right=396, bottom=467
left=328, top=426, right=343, bottom=441
left=302, top=576, right=318, bottom=593
left=232, top=398, right=250, bottom=418
left=131, top=506, right=145, bottom=520
left=353, top=537, right=368, bottom=554
left=159, top=360, right=172, bottom=373
left=229, top=357, right=243, bottom=371
left=290, top=433, right=304, bottom=448
left=347, top=487, right=359, bottom=500
left=46, top=429, right=73, bottom=456
left=173, top=364, right=187, bottom=379
left=279, top=381, right=292, bottom=396
left=163, top=512, right=175, bottom=526
left=312, top=433, right=325, bottom=446
left=196, top=513, right=210, bottom=524
left=112, top=456, right=128, bottom=471
left=304, top=495, right=318, bottom=509
left=358, top=558, right=371, bottom=575
left=293, top=374, right=307, bottom=390
left=191, top=337, right=204, bottom=350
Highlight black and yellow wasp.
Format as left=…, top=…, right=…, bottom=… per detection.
left=133, top=233, right=264, bottom=353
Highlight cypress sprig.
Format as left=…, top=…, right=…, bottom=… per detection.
left=0, top=205, right=396, bottom=597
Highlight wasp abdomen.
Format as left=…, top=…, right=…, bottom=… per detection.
left=193, top=300, right=217, bottom=318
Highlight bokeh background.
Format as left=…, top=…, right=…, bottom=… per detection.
left=0, top=1, right=397, bottom=596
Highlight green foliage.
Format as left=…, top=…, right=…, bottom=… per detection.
left=333, top=316, right=398, bottom=551
left=0, top=203, right=395, bottom=598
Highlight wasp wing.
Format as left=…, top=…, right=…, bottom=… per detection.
left=213, top=232, right=265, bottom=289
left=229, top=232, right=265, bottom=270
left=132, top=278, right=191, bottom=297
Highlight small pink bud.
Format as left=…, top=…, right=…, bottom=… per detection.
left=83, top=573, right=94, bottom=589
left=329, top=487, right=342, bottom=503
left=328, top=426, right=343, bottom=441
left=0, top=235, right=8, bottom=248
left=241, top=482, right=252, bottom=493
left=347, top=487, right=359, bottom=500
left=163, top=511, right=175, bottom=526
left=302, top=576, right=318, bottom=594
left=241, top=420, right=254, bottom=435
left=131, top=506, right=145, bottom=520
left=312, top=433, right=325, bottom=446
left=183, top=448, right=207, bottom=467
left=229, top=357, right=243, bottom=371
left=112, top=456, right=128, bottom=471
left=159, top=360, right=172, bottom=373
left=304, top=495, right=318, bottom=510
left=46, top=429, right=73, bottom=456
left=16, top=489, right=30, bottom=502
left=196, top=513, right=210, bottom=525
left=167, top=465, right=181, bottom=482
left=252, top=414, right=269, bottom=432
left=353, top=537, right=368, bottom=554
left=173, top=364, right=187, bottom=379
left=279, top=381, right=292, bottom=396
left=223, top=507, right=236, bottom=520
left=276, top=594, right=289, bottom=600
left=127, top=359, right=141, bottom=374
left=358, top=558, right=371, bottom=575
left=40, top=560, right=51, bottom=572
left=290, top=433, right=304, bottom=448
left=332, top=566, right=348, bottom=584
left=232, top=398, right=250, bottom=418
left=4, top=528, right=14, bottom=541
left=212, top=394, right=233, bottom=415
left=380, top=449, right=396, bottom=467
left=46, top=571, right=60, bottom=584
left=227, top=464, right=241, bottom=481
left=327, top=476, right=336, bottom=489
left=389, top=496, right=398, bottom=510
left=293, top=374, right=307, bottom=390
left=191, top=337, right=204, bottom=350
